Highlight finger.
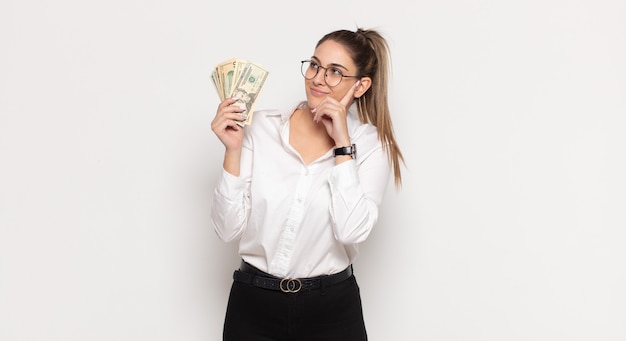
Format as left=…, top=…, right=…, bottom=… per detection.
left=214, top=112, right=246, bottom=128
left=223, top=107, right=246, bottom=116
left=339, top=80, right=360, bottom=107
left=313, top=99, right=342, bottom=123
left=218, top=97, right=236, bottom=109
left=213, top=107, right=240, bottom=124
left=218, top=97, right=244, bottom=112
left=217, top=104, right=245, bottom=119
left=221, top=112, right=247, bottom=122
left=312, top=104, right=328, bottom=123
left=213, top=118, right=241, bottom=135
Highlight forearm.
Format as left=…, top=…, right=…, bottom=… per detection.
left=223, top=148, right=242, bottom=177
left=211, top=170, right=250, bottom=242
left=328, top=149, right=391, bottom=244
left=330, top=189, right=379, bottom=244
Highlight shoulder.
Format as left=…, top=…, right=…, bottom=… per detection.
left=243, top=102, right=301, bottom=139
left=245, top=108, right=286, bottom=134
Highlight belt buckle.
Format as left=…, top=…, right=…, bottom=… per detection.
left=279, top=277, right=302, bottom=293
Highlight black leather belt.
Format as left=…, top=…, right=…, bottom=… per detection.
left=233, top=261, right=353, bottom=293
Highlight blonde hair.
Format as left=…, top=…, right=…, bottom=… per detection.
left=317, top=28, right=405, bottom=187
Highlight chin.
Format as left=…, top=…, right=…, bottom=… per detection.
left=304, top=97, right=319, bottom=109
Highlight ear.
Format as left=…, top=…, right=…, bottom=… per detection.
left=354, top=77, right=372, bottom=98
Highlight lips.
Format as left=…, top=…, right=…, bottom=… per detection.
left=309, top=87, right=329, bottom=96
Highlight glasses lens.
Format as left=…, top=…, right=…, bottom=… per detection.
left=301, top=61, right=316, bottom=80
left=325, top=69, right=342, bottom=87
left=300, top=61, right=344, bottom=87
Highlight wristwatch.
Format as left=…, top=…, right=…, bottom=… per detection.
left=334, top=144, right=356, bottom=159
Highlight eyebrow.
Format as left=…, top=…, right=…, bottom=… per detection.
left=310, top=56, right=350, bottom=71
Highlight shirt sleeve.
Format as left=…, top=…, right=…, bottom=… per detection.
left=210, top=157, right=253, bottom=242
left=327, top=145, right=391, bottom=244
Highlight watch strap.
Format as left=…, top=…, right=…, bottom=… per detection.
left=333, top=144, right=356, bottom=159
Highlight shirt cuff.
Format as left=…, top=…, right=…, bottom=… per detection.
left=328, top=159, right=359, bottom=191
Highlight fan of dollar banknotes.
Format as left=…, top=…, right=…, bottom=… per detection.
left=211, top=58, right=269, bottom=126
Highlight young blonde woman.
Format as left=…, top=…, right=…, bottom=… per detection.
left=210, top=27, right=404, bottom=340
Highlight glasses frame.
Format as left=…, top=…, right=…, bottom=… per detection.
left=300, top=59, right=360, bottom=87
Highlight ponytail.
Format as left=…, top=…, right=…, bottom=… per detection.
left=317, top=28, right=405, bottom=187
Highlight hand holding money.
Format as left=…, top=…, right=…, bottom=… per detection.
left=211, top=58, right=269, bottom=126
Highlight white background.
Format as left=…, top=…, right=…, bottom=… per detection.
left=1, top=0, right=625, bottom=340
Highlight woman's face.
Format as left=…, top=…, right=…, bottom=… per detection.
left=304, top=40, right=360, bottom=109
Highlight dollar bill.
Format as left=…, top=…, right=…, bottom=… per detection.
left=216, top=58, right=237, bottom=100
left=229, top=62, right=269, bottom=126
left=211, top=70, right=223, bottom=101
left=211, top=58, right=268, bottom=126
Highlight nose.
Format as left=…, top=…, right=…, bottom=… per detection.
left=312, top=67, right=326, bottom=85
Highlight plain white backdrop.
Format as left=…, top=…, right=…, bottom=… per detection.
left=1, top=0, right=625, bottom=340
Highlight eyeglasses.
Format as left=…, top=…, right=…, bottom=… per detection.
left=300, top=60, right=360, bottom=87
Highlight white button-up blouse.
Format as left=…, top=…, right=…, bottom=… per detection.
left=210, top=101, right=391, bottom=278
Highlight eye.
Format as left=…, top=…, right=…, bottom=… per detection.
left=309, top=61, right=320, bottom=70
left=329, top=67, right=344, bottom=77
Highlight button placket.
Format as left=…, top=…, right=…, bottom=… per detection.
left=268, top=167, right=311, bottom=276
